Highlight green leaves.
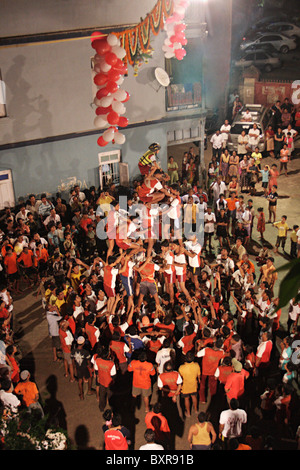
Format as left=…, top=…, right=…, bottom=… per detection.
left=276, top=258, right=300, bottom=310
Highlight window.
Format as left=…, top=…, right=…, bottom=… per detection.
left=0, top=70, right=7, bottom=118
left=165, top=37, right=203, bottom=111
left=245, top=54, right=255, bottom=60
left=255, top=53, right=267, bottom=60
left=98, top=150, right=121, bottom=189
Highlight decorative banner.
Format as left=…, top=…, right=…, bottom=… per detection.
left=91, top=33, right=129, bottom=147
left=115, top=0, right=174, bottom=66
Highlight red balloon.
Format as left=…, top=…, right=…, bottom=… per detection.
left=97, top=136, right=108, bottom=147
left=114, top=58, right=124, bottom=68
left=118, top=116, right=129, bottom=127
left=107, top=111, right=119, bottom=125
left=105, top=52, right=118, bottom=66
left=91, top=31, right=104, bottom=42
left=105, top=81, right=119, bottom=94
left=121, top=91, right=130, bottom=103
left=96, top=88, right=110, bottom=99
left=95, top=38, right=111, bottom=55
left=107, top=69, right=121, bottom=82
left=175, top=48, right=186, bottom=60
left=94, top=73, right=108, bottom=86
left=96, top=106, right=112, bottom=115
left=174, top=24, right=186, bottom=35
left=170, top=35, right=177, bottom=44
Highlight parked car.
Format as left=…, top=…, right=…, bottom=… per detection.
left=243, top=43, right=278, bottom=54
left=265, top=22, right=300, bottom=39
left=235, top=50, right=282, bottom=72
left=240, top=32, right=297, bottom=54
left=227, top=104, right=274, bottom=153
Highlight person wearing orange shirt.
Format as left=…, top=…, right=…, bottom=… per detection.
left=17, top=245, right=37, bottom=287
left=197, top=338, right=225, bottom=404
left=92, top=345, right=116, bottom=410
left=226, top=191, right=239, bottom=237
left=14, top=370, right=44, bottom=417
left=4, top=246, right=20, bottom=294
left=225, top=359, right=249, bottom=404
left=128, top=350, right=156, bottom=413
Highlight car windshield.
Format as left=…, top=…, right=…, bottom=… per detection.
left=230, top=123, right=262, bottom=135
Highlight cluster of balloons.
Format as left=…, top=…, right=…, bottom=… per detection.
left=162, top=0, right=190, bottom=60
left=91, top=32, right=130, bottom=146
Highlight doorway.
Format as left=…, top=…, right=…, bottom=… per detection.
left=0, top=170, right=15, bottom=209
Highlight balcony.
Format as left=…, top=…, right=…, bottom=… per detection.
left=166, top=82, right=202, bottom=112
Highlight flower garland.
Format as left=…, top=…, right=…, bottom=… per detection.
left=115, top=0, right=174, bottom=66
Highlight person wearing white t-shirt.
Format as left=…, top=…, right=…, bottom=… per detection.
left=219, top=398, right=247, bottom=442
left=204, top=207, right=216, bottom=253
left=0, top=379, right=21, bottom=416
left=241, top=108, right=252, bottom=122
left=139, top=429, right=164, bottom=450
left=184, top=234, right=202, bottom=291
left=210, top=130, right=224, bottom=160
left=220, top=120, right=231, bottom=149
left=211, top=176, right=227, bottom=207
left=247, top=123, right=260, bottom=151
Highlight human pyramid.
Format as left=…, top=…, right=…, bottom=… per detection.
left=0, top=141, right=299, bottom=451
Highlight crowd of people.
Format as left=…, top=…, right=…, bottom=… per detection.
left=0, top=99, right=299, bottom=451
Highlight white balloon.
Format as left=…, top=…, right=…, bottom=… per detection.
left=173, top=42, right=182, bottom=50
left=111, top=45, right=127, bottom=59
left=174, top=5, right=186, bottom=16
left=107, top=33, right=119, bottom=47
left=116, top=76, right=124, bottom=86
left=165, top=51, right=175, bottom=59
left=100, top=61, right=111, bottom=73
left=112, top=101, right=126, bottom=114
left=113, top=89, right=127, bottom=101
left=93, top=62, right=101, bottom=73
left=94, top=115, right=108, bottom=129
left=94, top=54, right=102, bottom=63
left=103, top=128, right=115, bottom=142
left=114, top=132, right=126, bottom=145
left=99, top=96, right=113, bottom=107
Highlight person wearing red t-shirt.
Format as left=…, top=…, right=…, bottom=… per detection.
left=225, top=359, right=249, bottom=404
left=255, top=331, right=273, bottom=381
left=177, top=323, right=197, bottom=358
left=109, top=331, right=130, bottom=374
left=214, top=356, right=233, bottom=389
left=101, top=254, right=122, bottom=312
left=135, top=255, right=161, bottom=312
left=145, top=402, right=171, bottom=449
left=104, top=413, right=131, bottom=450
left=197, top=338, right=225, bottom=403
left=85, top=314, right=100, bottom=353
left=128, top=350, right=156, bottom=413
left=92, top=346, right=116, bottom=411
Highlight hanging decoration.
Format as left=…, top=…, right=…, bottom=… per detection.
left=114, top=0, right=174, bottom=67
left=91, top=33, right=130, bottom=147
left=133, top=45, right=154, bottom=77
left=162, top=0, right=190, bottom=60
left=90, top=0, right=190, bottom=146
